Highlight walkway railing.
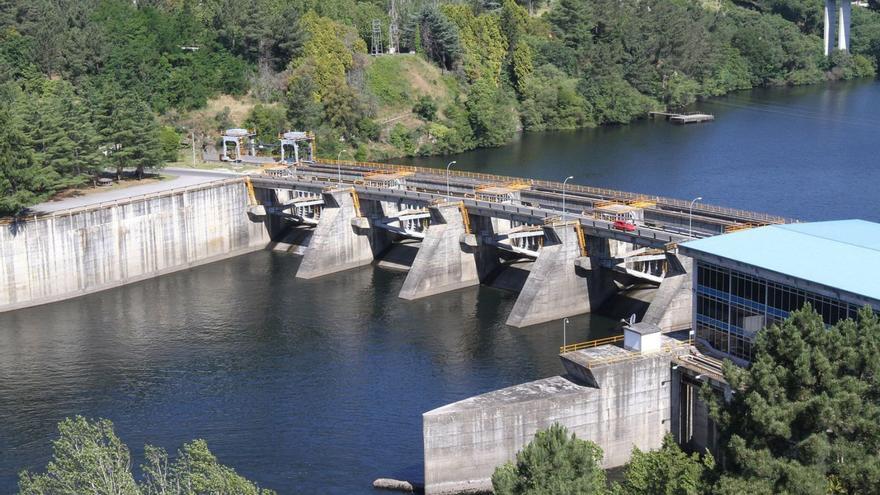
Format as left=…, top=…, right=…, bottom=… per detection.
left=576, top=338, right=696, bottom=369
left=559, top=334, right=624, bottom=354
left=1, top=176, right=244, bottom=225
left=318, top=158, right=793, bottom=225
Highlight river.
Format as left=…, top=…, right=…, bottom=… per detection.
left=1, top=80, right=878, bottom=493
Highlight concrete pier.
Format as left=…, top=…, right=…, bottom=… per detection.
left=505, top=224, right=615, bottom=328
left=641, top=255, right=693, bottom=332
left=423, top=335, right=689, bottom=494
left=296, top=188, right=377, bottom=279
left=399, top=202, right=479, bottom=300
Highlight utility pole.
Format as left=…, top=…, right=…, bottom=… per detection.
left=191, top=131, right=197, bottom=166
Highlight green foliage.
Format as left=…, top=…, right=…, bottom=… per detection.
left=443, top=4, right=508, bottom=85
left=366, top=56, right=413, bottom=107
left=413, top=95, right=438, bottom=121
left=389, top=123, right=416, bottom=154
left=0, top=86, right=63, bottom=216
left=611, top=434, right=712, bottom=495
left=710, top=306, right=880, bottom=494
left=141, top=440, right=273, bottom=495
left=289, top=11, right=365, bottom=102
left=464, top=78, right=518, bottom=147
left=18, top=416, right=140, bottom=495
left=19, top=416, right=274, bottom=495
left=244, top=104, right=288, bottom=144
left=413, top=6, right=461, bottom=70
left=492, top=423, right=606, bottom=495
left=159, top=126, right=182, bottom=162
left=28, top=80, right=102, bottom=185
left=321, top=80, right=373, bottom=142
left=95, top=90, right=166, bottom=179
left=519, top=64, right=589, bottom=131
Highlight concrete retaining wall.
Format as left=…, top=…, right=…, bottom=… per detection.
left=423, top=351, right=675, bottom=494
left=0, top=179, right=270, bottom=312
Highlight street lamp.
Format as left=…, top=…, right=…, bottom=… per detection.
left=446, top=160, right=457, bottom=199
left=563, top=317, right=570, bottom=347
left=562, top=176, right=574, bottom=223
left=689, top=196, right=703, bottom=238
left=336, top=150, right=351, bottom=185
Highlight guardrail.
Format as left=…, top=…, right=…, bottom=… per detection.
left=1, top=176, right=244, bottom=225
left=317, top=158, right=793, bottom=225
left=583, top=338, right=695, bottom=368
left=560, top=334, right=625, bottom=354
left=251, top=174, right=686, bottom=246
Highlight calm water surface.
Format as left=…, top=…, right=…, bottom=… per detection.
left=1, top=80, right=878, bottom=493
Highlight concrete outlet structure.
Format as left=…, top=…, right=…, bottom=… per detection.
left=296, top=188, right=377, bottom=279
left=399, top=202, right=479, bottom=300
left=506, top=224, right=615, bottom=328
left=423, top=334, right=689, bottom=495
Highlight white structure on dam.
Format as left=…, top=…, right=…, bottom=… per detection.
left=825, top=0, right=852, bottom=55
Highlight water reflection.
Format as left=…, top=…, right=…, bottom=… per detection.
left=0, top=252, right=616, bottom=493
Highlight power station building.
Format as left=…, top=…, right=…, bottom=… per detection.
left=679, top=219, right=880, bottom=364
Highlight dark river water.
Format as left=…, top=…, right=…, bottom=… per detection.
left=1, top=80, right=878, bottom=493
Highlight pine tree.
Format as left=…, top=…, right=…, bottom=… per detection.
left=710, top=306, right=880, bottom=494
left=0, top=86, right=62, bottom=216
left=95, top=90, right=165, bottom=180
left=30, top=81, right=102, bottom=186
left=492, top=423, right=607, bottom=494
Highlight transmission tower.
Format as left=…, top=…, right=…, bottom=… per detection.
left=371, top=19, right=384, bottom=56
left=388, top=0, right=400, bottom=54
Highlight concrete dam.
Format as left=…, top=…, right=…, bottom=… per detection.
left=0, top=160, right=786, bottom=494
left=0, top=178, right=269, bottom=313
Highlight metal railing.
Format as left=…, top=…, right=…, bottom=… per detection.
left=581, top=338, right=695, bottom=369
left=2, top=177, right=245, bottom=225
left=317, top=158, right=793, bottom=224
left=560, top=334, right=624, bottom=354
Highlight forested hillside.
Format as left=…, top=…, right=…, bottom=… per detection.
left=1, top=0, right=880, bottom=215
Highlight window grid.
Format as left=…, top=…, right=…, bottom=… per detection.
left=694, top=261, right=865, bottom=362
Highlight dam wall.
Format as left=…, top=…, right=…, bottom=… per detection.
left=423, top=342, right=684, bottom=494
left=0, top=178, right=270, bottom=313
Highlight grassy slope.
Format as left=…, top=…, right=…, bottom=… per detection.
left=366, top=54, right=458, bottom=124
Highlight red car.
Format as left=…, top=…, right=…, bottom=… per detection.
left=613, top=220, right=637, bottom=232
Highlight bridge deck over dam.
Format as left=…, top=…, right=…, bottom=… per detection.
left=250, top=159, right=791, bottom=328
left=251, top=159, right=789, bottom=245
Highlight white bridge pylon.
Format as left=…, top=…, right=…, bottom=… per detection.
left=824, top=0, right=851, bottom=56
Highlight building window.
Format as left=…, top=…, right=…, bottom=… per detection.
left=695, top=260, right=872, bottom=364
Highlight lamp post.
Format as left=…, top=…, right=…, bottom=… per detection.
left=446, top=160, right=457, bottom=199
left=190, top=130, right=197, bottom=166
left=336, top=150, right=351, bottom=185
left=562, top=176, right=574, bottom=221
left=563, top=317, right=570, bottom=347
left=689, top=196, right=703, bottom=238
left=562, top=176, right=574, bottom=246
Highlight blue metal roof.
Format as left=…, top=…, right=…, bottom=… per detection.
left=681, top=220, right=880, bottom=302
